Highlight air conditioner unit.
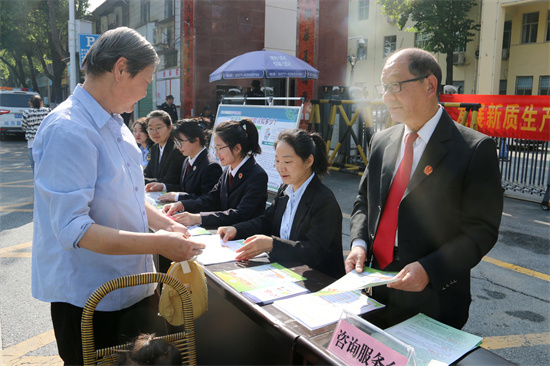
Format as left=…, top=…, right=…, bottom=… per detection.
left=453, top=51, right=465, bottom=65
left=502, top=48, right=509, bottom=60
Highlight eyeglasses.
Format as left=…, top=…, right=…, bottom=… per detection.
left=211, top=145, right=230, bottom=154
left=147, top=126, right=166, bottom=133
left=173, top=138, right=189, bottom=149
left=375, top=75, right=429, bottom=95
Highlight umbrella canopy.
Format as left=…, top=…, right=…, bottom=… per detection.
left=209, top=50, right=319, bottom=82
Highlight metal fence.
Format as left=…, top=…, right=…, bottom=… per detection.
left=308, top=99, right=550, bottom=197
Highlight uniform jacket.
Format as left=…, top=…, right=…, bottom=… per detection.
left=143, top=138, right=184, bottom=187
left=233, top=175, right=345, bottom=279
left=350, top=110, right=503, bottom=328
left=164, top=149, right=222, bottom=198
left=182, top=156, right=268, bottom=227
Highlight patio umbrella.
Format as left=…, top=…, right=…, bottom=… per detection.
left=209, top=50, right=319, bottom=82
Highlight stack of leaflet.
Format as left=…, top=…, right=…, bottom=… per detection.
left=214, top=263, right=310, bottom=305
left=272, top=266, right=398, bottom=330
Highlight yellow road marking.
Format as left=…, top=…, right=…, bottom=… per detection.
left=343, top=212, right=351, bottom=219
left=4, top=355, right=62, bottom=366
left=0, top=330, right=57, bottom=364
left=482, top=332, right=550, bottom=350
left=0, top=179, right=33, bottom=185
left=534, top=220, right=550, bottom=226
left=0, top=242, right=31, bottom=255
left=482, top=256, right=550, bottom=282
left=0, top=201, right=33, bottom=212
left=502, top=212, right=512, bottom=217
left=1, top=252, right=32, bottom=258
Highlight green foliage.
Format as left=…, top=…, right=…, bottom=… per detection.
left=378, top=0, right=479, bottom=54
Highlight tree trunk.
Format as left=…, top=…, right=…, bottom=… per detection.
left=446, top=50, right=454, bottom=87
left=26, top=51, right=40, bottom=92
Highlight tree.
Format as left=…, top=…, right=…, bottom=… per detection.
left=377, top=0, right=480, bottom=86
left=0, top=0, right=89, bottom=104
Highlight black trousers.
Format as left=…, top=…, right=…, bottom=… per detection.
left=51, top=293, right=167, bottom=366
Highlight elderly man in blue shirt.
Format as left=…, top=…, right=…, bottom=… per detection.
left=31, top=27, right=205, bottom=365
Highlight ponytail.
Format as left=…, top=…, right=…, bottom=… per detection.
left=275, top=129, right=329, bottom=177
left=214, top=118, right=261, bottom=159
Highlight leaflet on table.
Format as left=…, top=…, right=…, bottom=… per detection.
left=242, top=281, right=310, bottom=305
left=193, top=234, right=267, bottom=265
left=145, top=191, right=165, bottom=209
left=273, top=290, right=385, bottom=330
left=214, top=263, right=306, bottom=293
left=385, top=313, right=483, bottom=366
left=187, top=225, right=211, bottom=236
left=321, top=266, right=399, bottom=293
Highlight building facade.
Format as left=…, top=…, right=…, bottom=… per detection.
left=347, top=0, right=550, bottom=98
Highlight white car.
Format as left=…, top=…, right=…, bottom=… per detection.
left=0, top=88, right=39, bottom=140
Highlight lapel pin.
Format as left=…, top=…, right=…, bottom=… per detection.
left=238, top=173, right=243, bottom=179
left=193, top=166, right=196, bottom=171
left=423, top=165, right=433, bottom=176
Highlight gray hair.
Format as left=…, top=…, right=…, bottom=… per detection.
left=388, top=48, right=442, bottom=96
left=82, top=27, right=159, bottom=77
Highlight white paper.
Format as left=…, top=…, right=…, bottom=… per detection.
left=385, top=314, right=483, bottom=366
left=322, top=267, right=399, bottom=293
left=273, top=290, right=385, bottom=330
left=193, top=234, right=267, bottom=265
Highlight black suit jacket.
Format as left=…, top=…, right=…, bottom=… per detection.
left=164, top=149, right=222, bottom=199
left=182, top=157, right=268, bottom=227
left=350, top=110, right=503, bottom=329
left=233, top=175, right=345, bottom=279
left=143, top=139, right=184, bottom=186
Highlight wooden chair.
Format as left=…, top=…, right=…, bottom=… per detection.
left=81, top=272, right=197, bottom=365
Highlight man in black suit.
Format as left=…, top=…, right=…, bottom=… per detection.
left=346, top=48, right=503, bottom=329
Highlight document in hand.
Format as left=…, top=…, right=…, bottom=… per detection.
left=273, top=290, right=385, bottom=330
left=193, top=234, right=267, bottom=265
left=321, top=266, right=399, bottom=293
left=385, top=313, right=483, bottom=366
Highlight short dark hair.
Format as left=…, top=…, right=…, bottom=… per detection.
left=251, top=80, right=261, bottom=88
left=146, top=110, right=172, bottom=127
left=82, top=27, right=159, bottom=78
left=275, top=129, right=329, bottom=177
left=166, top=95, right=174, bottom=100
left=30, top=95, right=43, bottom=109
left=214, top=118, right=261, bottom=159
left=172, top=118, right=208, bottom=146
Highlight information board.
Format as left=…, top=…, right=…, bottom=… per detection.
left=212, top=104, right=302, bottom=193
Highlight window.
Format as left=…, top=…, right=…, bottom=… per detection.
left=358, top=0, right=369, bottom=21
left=539, top=76, right=550, bottom=95
left=384, top=35, right=396, bottom=57
left=415, top=33, right=429, bottom=49
left=516, top=76, right=533, bottom=95
left=522, top=12, right=538, bottom=44
left=141, top=1, right=150, bottom=24
left=357, top=39, right=367, bottom=60
left=165, top=0, right=174, bottom=18
left=546, top=10, right=550, bottom=42
left=499, top=80, right=507, bottom=95
left=502, top=21, right=512, bottom=49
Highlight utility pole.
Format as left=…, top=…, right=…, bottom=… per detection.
left=68, top=0, right=77, bottom=94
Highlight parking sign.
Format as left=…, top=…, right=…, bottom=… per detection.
left=79, top=34, right=100, bottom=67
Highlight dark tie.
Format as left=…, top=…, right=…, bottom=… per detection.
left=373, top=132, right=419, bottom=269
left=228, top=173, right=233, bottom=188
left=186, top=162, right=191, bottom=174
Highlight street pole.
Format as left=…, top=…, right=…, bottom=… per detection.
left=68, top=0, right=77, bottom=94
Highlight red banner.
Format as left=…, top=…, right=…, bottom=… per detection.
left=440, top=94, right=550, bottom=141
left=297, top=0, right=316, bottom=130
left=182, top=0, right=194, bottom=118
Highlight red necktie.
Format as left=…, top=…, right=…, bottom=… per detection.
left=373, top=132, right=419, bottom=269
left=228, top=173, right=233, bottom=187
left=186, top=162, right=191, bottom=174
